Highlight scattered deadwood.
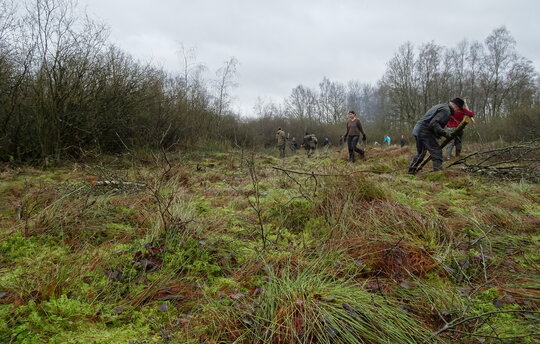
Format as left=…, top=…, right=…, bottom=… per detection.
left=271, top=166, right=395, bottom=177
left=447, top=141, right=540, bottom=182
left=95, top=180, right=146, bottom=188
left=423, top=310, right=540, bottom=343
left=91, top=180, right=147, bottom=194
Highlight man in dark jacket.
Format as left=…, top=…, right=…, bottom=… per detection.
left=344, top=110, right=366, bottom=162
left=408, top=98, right=464, bottom=173
left=400, top=135, right=407, bottom=147
left=302, top=132, right=317, bottom=157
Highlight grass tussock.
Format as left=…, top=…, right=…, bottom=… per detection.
left=245, top=267, right=436, bottom=344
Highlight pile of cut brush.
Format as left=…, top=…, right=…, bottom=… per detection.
left=448, top=140, right=540, bottom=182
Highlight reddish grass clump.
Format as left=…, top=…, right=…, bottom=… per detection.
left=522, top=215, right=540, bottom=232
left=347, top=240, right=438, bottom=279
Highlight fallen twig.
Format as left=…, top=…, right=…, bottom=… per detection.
left=271, top=166, right=395, bottom=177
left=424, top=310, right=540, bottom=343
left=95, top=180, right=146, bottom=188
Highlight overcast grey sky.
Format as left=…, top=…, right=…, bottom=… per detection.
left=79, top=0, right=540, bottom=116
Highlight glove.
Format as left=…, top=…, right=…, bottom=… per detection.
left=362, top=134, right=367, bottom=142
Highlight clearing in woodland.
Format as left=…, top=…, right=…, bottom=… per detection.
left=0, top=145, right=539, bottom=343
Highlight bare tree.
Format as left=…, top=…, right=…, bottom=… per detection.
left=0, top=0, right=17, bottom=49
left=416, top=41, right=442, bottom=111
left=482, top=26, right=517, bottom=118
left=346, top=81, right=380, bottom=123
left=318, top=77, right=347, bottom=124
left=466, top=41, right=483, bottom=111
left=285, top=85, right=318, bottom=121
left=214, top=56, right=238, bottom=118
left=447, top=40, right=469, bottom=96
left=382, top=42, right=420, bottom=126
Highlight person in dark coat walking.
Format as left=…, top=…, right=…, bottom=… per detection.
left=400, top=135, right=406, bottom=147
left=290, top=137, right=298, bottom=153
left=344, top=111, right=366, bottom=162
left=302, top=132, right=317, bottom=157
left=408, top=98, right=464, bottom=173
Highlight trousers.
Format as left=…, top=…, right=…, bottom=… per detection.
left=347, top=135, right=365, bottom=162
left=408, top=131, right=443, bottom=172
left=445, top=128, right=463, bottom=158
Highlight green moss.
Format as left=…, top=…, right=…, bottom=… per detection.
left=212, top=152, right=228, bottom=159
left=35, top=173, right=64, bottom=183
left=104, top=222, right=133, bottom=233
left=1, top=297, right=156, bottom=343
left=193, top=197, right=212, bottom=214
left=204, top=277, right=242, bottom=296
left=424, top=171, right=448, bottom=182
left=304, top=216, right=330, bottom=237
left=266, top=198, right=313, bottom=233
left=467, top=288, right=535, bottom=342
left=160, top=236, right=223, bottom=278
left=113, top=205, right=138, bottom=218
left=0, top=233, right=58, bottom=264
left=444, top=175, right=474, bottom=189
left=491, top=233, right=540, bottom=273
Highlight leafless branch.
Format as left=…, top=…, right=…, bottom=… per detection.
left=448, top=142, right=540, bottom=182
left=431, top=310, right=540, bottom=337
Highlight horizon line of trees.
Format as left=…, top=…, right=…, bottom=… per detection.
left=1, top=0, right=539, bottom=164
left=252, top=26, right=539, bottom=146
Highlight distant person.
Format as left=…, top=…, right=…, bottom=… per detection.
left=400, top=135, right=406, bottom=147
left=276, top=127, right=286, bottom=158
left=322, top=137, right=330, bottom=155
left=408, top=98, right=464, bottom=174
left=290, top=137, right=298, bottom=153
left=383, top=135, right=391, bottom=145
left=302, top=132, right=317, bottom=157
left=344, top=110, right=366, bottom=162
left=445, top=105, right=475, bottom=159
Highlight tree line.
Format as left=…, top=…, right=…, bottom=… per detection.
left=1, top=0, right=538, bottom=164
left=253, top=27, right=539, bottom=145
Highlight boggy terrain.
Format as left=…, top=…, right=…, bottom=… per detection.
left=0, top=146, right=539, bottom=343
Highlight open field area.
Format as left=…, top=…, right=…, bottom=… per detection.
left=0, top=145, right=539, bottom=343
left=1, top=1, right=540, bottom=342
